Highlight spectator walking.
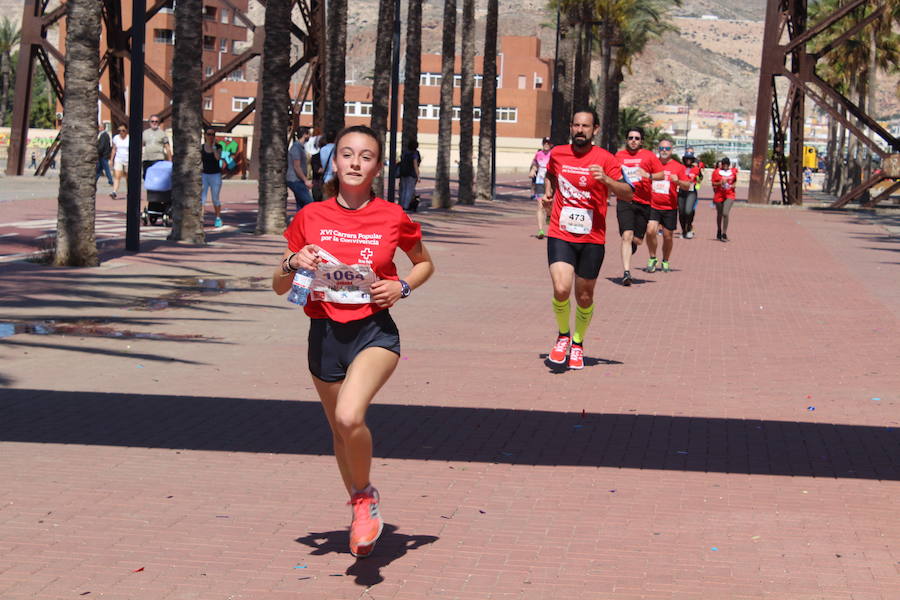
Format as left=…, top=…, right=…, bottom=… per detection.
left=398, top=139, right=421, bottom=211
left=201, top=128, right=224, bottom=228
left=96, top=124, right=114, bottom=186
left=529, top=137, right=552, bottom=238
left=109, top=124, right=130, bottom=199
left=29, top=152, right=36, bottom=169
left=311, top=131, right=336, bottom=202
left=286, top=127, right=314, bottom=211
left=142, top=114, right=172, bottom=177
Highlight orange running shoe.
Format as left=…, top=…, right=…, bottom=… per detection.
left=549, top=334, right=570, bottom=364
left=568, top=343, right=584, bottom=370
left=348, top=486, right=383, bottom=558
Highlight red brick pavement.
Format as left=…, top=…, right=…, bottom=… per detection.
left=0, top=179, right=898, bottom=599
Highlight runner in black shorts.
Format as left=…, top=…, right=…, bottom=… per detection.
left=645, top=139, right=690, bottom=273
left=542, top=108, right=633, bottom=369
left=274, top=125, right=435, bottom=558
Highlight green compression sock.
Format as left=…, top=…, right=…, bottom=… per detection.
left=552, top=297, right=570, bottom=336
left=573, top=303, right=595, bottom=345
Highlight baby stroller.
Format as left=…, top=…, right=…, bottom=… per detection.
left=141, top=160, right=173, bottom=226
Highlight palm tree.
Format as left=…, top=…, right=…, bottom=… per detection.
left=617, top=105, right=651, bottom=140
left=432, top=0, right=456, bottom=208
left=401, top=0, right=423, bottom=153
left=475, top=0, right=498, bottom=203
left=550, top=2, right=580, bottom=144
left=256, top=0, right=292, bottom=234
left=325, top=0, right=347, bottom=136
left=595, top=0, right=680, bottom=151
left=370, top=0, right=395, bottom=197
left=0, top=18, right=20, bottom=127
left=168, top=0, right=204, bottom=244
left=55, top=0, right=100, bottom=267
left=457, top=0, right=476, bottom=205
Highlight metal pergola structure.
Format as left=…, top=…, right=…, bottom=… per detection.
left=6, top=0, right=324, bottom=180
left=748, top=0, right=900, bottom=207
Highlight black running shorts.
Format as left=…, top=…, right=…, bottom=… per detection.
left=616, top=200, right=651, bottom=238
left=547, top=236, right=606, bottom=280
left=308, top=310, right=401, bottom=382
left=650, top=207, right=677, bottom=231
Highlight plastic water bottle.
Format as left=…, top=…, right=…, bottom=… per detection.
left=287, top=268, right=315, bottom=306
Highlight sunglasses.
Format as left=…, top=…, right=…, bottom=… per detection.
left=205, top=132, right=215, bottom=135
left=627, top=136, right=642, bottom=140
left=149, top=120, right=159, bottom=123
left=658, top=146, right=672, bottom=151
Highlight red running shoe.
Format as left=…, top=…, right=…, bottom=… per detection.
left=568, top=343, right=584, bottom=370
left=549, top=334, right=570, bottom=364
left=348, top=486, right=383, bottom=558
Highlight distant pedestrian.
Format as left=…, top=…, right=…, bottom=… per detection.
left=311, top=131, right=336, bottom=202
left=711, top=157, right=738, bottom=241
left=803, top=166, right=812, bottom=190
left=398, top=139, right=421, bottom=211
left=96, top=124, right=114, bottom=186
left=29, top=152, right=36, bottom=169
left=201, top=128, right=224, bottom=228
left=109, top=124, right=130, bottom=199
left=142, top=114, right=172, bottom=177
left=529, top=137, right=552, bottom=238
left=286, top=126, right=314, bottom=211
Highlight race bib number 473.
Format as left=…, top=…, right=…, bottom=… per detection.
left=560, top=206, right=593, bottom=235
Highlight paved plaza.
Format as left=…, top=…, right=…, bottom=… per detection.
left=0, top=177, right=898, bottom=599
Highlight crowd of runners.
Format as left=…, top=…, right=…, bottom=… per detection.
left=272, top=110, right=740, bottom=559
left=533, top=108, right=739, bottom=370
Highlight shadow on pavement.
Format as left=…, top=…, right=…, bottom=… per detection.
left=295, top=524, right=438, bottom=586
left=2, top=389, right=897, bottom=481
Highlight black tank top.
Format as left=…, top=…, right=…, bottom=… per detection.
left=201, top=145, right=221, bottom=174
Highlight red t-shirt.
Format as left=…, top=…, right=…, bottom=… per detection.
left=711, top=167, right=739, bottom=202
left=546, top=144, right=623, bottom=245
left=650, top=160, right=687, bottom=211
left=283, top=197, right=422, bottom=322
left=615, top=148, right=663, bottom=205
left=684, top=165, right=702, bottom=185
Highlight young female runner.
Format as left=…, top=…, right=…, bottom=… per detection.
left=273, top=125, right=434, bottom=558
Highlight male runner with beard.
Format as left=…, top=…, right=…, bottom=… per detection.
left=542, top=109, right=633, bottom=369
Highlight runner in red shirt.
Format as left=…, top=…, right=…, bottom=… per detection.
left=678, top=152, right=703, bottom=238
left=645, top=139, right=690, bottom=273
left=274, top=125, right=435, bottom=558
left=615, top=127, right=665, bottom=286
left=542, top=108, right=633, bottom=369
left=711, top=156, right=739, bottom=241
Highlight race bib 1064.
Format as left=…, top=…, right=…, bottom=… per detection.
left=310, top=263, right=379, bottom=304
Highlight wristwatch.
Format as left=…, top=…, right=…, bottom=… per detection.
left=399, top=279, right=411, bottom=298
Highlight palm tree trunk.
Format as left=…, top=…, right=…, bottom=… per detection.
left=432, top=0, right=456, bottom=208
left=0, top=55, right=9, bottom=127
left=475, top=0, right=498, bottom=203
left=457, top=0, right=475, bottom=205
left=370, top=0, right=394, bottom=197
left=600, top=34, right=622, bottom=151
left=401, top=0, right=423, bottom=152
left=325, top=0, right=347, bottom=136
left=550, top=14, right=572, bottom=144
left=572, top=1, right=593, bottom=108
left=169, top=0, right=204, bottom=244
left=55, top=0, right=100, bottom=267
left=256, top=0, right=291, bottom=234
left=825, top=114, right=837, bottom=193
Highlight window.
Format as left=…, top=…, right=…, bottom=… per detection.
left=232, top=40, right=240, bottom=54
left=517, top=75, right=527, bottom=90
left=345, top=102, right=372, bottom=117
left=203, top=6, right=217, bottom=21
left=419, top=72, right=441, bottom=87
left=474, top=74, right=483, bottom=88
left=226, top=69, right=245, bottom=81
left=220, top=8, right=230, bottom=24
left=299, top=101, right=313, bottom=115
left=233, top=12, right=244, bottom=27
left=203, top=36, right=216, bottom=51
left=534, top=75, right=544, bottom=89
left=203, top=97, right=213, bottom=110
left=232, top=97, right=254, bottom=112
left=154, top=29, right=175, bottom=45
left=418, top=104, right=439, bottom=119
left=204, top=65, right=213, bottom=77
left=451, top=106, right=482, bottom=121
left=220, top=39, right=228, bottom=52
left=453, top=74, right=461, bottom=88
left=159, top=1, right=175, bottom=14
left=496, top=107, right=518, bottom=123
